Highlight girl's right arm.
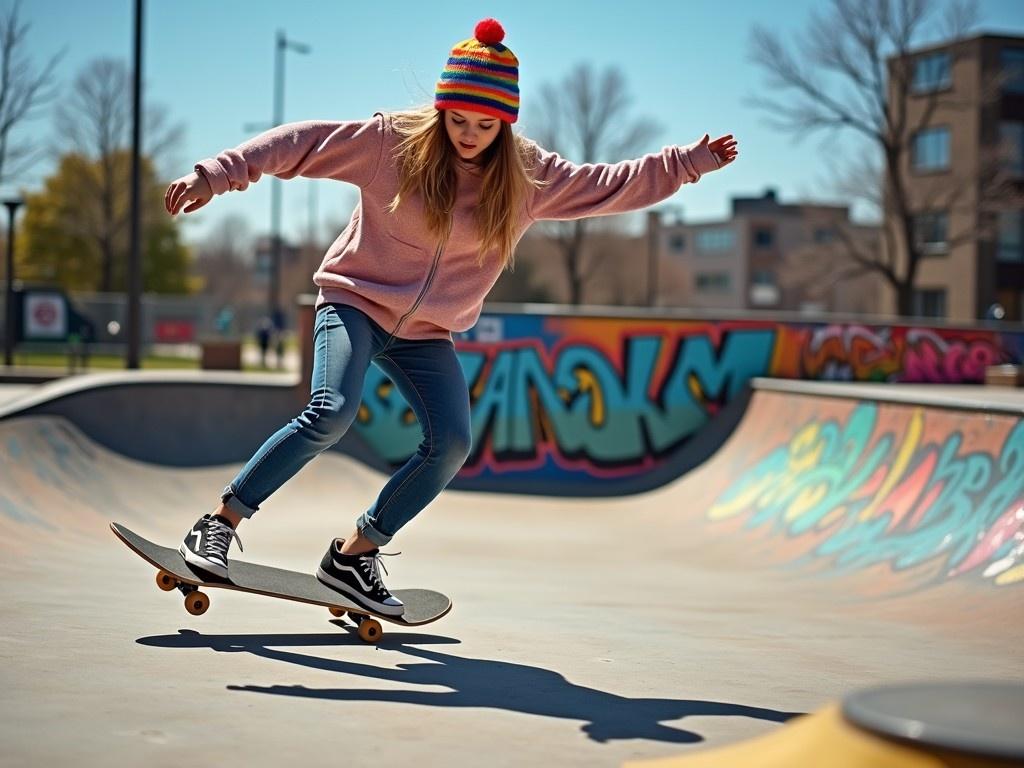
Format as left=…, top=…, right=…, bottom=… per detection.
left=165, top=114, right=387, bottom=216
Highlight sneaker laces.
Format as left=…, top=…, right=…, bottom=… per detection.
left=360, top=550, right=400, bottom=593
left=207, top=518, right=243, bottom=554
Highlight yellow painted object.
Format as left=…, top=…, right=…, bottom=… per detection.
left=624, top=704, right=1015, bottom=768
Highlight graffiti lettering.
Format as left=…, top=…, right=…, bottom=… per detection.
left=903, top=329, right=1005, bottom=382
left=709, top=403, right=1024, bottom=588
left=355, top=329, right=774, bottom=475
left=794, top=325, right=1008, bottom=382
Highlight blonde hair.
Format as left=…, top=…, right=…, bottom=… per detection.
left=388, top=104, right=540, bottom=269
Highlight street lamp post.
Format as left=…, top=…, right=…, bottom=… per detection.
left=3, top=198, right=24, bottom=367
left=126, top=0, right=144, bottom=369
left=269, top=31, right=310, bottom=326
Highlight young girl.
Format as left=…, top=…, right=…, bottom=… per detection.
left=165, top=19, right=738, bottom=617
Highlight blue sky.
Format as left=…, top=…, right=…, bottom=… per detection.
left=10, top=0, right=1024, bottom=248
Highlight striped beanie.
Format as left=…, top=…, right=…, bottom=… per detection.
left=435, top=19, right=520, bottom=123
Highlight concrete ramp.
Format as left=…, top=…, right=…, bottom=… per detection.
left=682, top=382, right=1024, bottom=595
left=1, top=379, right=1020, bottom=766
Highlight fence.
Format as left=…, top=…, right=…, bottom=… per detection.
left=0, top=287, right=294, bottom=354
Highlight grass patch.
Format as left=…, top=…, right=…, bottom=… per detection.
left=12, top=348, right=291, bottom=373
left=14, top=352, right=198, bottom=370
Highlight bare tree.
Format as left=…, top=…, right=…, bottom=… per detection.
left=193, top=214, right=255, bottom=306
left=51, top=58, right=184, bottom=291
left=747, top=0, right=1022, bottom=315
left=0, top=1, right=62, bottom=187
left=528, top=64, right=660, bottom=305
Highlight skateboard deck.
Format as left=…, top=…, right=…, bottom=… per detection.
left=111, top=522, right=451, bottom=643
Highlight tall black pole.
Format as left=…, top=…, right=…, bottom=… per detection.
left=126, top=0, right=144, bottom=369
left=3, top=199, right=23, bottom=367
left=267, top=31, right=309, bottom=324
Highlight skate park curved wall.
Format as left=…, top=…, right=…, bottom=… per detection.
left=4, top=307, right=1024, bottom=592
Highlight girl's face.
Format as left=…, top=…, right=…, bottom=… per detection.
left=444, top=109, right=500, bottom=163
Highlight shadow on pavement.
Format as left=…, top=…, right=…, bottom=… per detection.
left=139, top=628, right=805, bottom=744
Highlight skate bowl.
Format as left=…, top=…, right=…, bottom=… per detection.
left=1, top=375, right=1021, bottom=766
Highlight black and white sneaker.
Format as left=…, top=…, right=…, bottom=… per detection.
left=316, top=539, right=405, bottom=617
left=179, top=514, right=243, bottom=579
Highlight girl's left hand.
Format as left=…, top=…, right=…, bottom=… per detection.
left=705, top=133, right=738, bottom=167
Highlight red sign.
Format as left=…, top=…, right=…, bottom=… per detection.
left=155, top=320, right=196, bottom=343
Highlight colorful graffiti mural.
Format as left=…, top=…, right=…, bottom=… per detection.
left=351, top=312, right=1024, bottom=490
left=705, top=391, right=1024, bottom=589
left=774, top=324, right=1015, bottom=382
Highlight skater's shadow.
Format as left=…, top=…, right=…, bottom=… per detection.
left=139, top=629, right=805, bottom=744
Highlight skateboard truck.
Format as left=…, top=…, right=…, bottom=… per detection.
left=155, top=570, right=211, bottom=617
left=154, top=567, right=385, bottom=642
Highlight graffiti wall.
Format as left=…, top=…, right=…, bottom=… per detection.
left=698, top=390, right=1024, bottom=590
left=350, top=312, right=1024, bottom=492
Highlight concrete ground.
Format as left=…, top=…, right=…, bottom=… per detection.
left=1, top=408, right=1019, bottom=767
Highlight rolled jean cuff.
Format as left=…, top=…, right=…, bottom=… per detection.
left=221, top=485, right=259, bottom=519
left=356, top=512, right=392, bottom=547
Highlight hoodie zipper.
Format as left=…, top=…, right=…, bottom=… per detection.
left=389, top=221, right=452, bottom=342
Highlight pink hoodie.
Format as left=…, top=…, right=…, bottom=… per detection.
left=195, top=112, right=722, bottom=340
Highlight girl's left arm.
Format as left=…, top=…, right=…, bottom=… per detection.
left=527, top=133, right=734, bottom=222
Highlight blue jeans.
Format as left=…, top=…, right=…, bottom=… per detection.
left=220, top=303, right=472, bottom=546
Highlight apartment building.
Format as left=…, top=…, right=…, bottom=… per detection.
left=651, top=189, right=884, bottom=314
left=886, top=33, right=1024, bottom=320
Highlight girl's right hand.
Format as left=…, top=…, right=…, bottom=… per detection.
left=165, top=171, right=213, bottom=216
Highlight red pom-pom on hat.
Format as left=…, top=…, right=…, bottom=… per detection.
left=474, top=18, right=505, bottom=46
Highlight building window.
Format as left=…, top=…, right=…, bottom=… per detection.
left=1000, top=121, right=1024, bottom=177
left=913, top=289, right=947, bottom=318
left=813, top=227, right=836, bottom=243
left=913, top=52, right=951, bottom=93
left=749, top=271, right=779, bottom=306
left=695, top=228, right=736, bottom=252
left=912, top=127, right=950, bottom=172
left=998, top=211, right=1023, bottom=263
left=1001, top=48, right=1024, bottom=95
left=753, top=228, right=774, bottom=247
left=668, top=233, right=686, bottom=253
left=913, top=211, right=949, bottom=255
left=695, top=272, right=731, bottom=292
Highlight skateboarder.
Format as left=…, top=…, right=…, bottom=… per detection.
left=163, top=18, right=738, bottom=617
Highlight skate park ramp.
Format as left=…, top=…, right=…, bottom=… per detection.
left=1, top=377, right=1022, bottom=767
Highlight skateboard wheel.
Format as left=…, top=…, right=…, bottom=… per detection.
left=357, top=618, right=382, bottom=644
left=184, top=591, right=210, bottom=616
left=156, top=570, right=177, bottom=592
left=329, top=607, right=346, bottom=618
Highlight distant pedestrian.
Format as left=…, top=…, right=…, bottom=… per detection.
left=272, top=308, right=286, bottom=370
left=255, top=317, right=273, bottom=368
left=67, top=320, right=93, bottom=373
left=215, top=306, right=234, bottom=336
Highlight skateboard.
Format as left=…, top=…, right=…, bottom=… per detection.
left=111, top=522, right=451, bottom=644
